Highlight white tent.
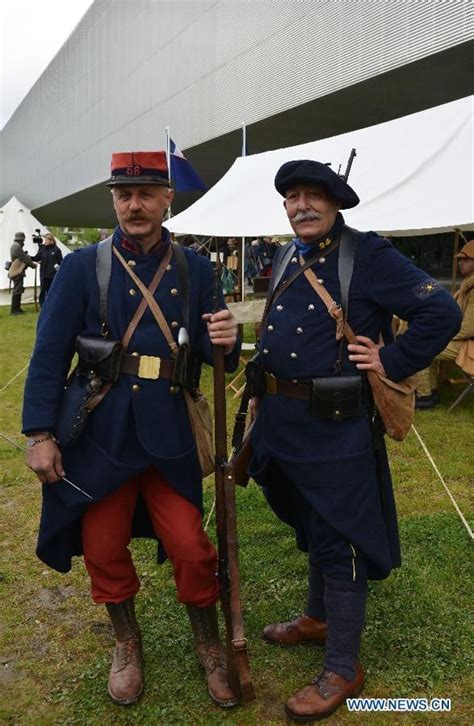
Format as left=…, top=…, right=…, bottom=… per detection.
left=0, top=196, right=70, bottom=303
left=167, top=96, right=474, bottom=238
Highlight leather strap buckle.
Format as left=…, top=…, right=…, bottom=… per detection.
left=138, top=355, right=161, bottom=380
left=265, top=372, right=277, bottom=395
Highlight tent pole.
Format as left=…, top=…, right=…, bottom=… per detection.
left=240, top=237, right=245, bottom=302
left=451, top=228, right=460, bottom=294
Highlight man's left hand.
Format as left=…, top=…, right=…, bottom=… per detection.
left=348, top=335, right=387, bottom=376
left=202, top=309, right=238, bottom=354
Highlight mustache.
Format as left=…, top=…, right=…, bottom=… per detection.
left=124, top=213, right=149, bottom=222
left=290, top=211, right=323, bottom=223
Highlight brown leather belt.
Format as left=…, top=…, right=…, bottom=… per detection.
left=120, top=353, right=174, bottom=380
left=265, top=372, right=311, bottom=400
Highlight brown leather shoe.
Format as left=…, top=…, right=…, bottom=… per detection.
left=106, top=599, right=143, bottom=705
left=284, top=663, right=365, bottom=722
left=262, top=614, right=327, bottom=647
left=186, top=604, right=239, bottom=708
left=108, top=634, right=144, bottom=705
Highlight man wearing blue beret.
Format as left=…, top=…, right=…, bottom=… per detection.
left=22, top=151, right=240, bottom=708
left=248, top=159, right=462, bottom=721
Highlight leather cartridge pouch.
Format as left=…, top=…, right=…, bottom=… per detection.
left=245, top=354, right=267, bottom=397
left=311, top=375, right=363, bottom=421
left=76, top=335, right=123, bottom=383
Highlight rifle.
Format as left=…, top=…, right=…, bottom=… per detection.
left=341, top=147, right=357, bottom=182
left=212, top=240, right=255, bottom=703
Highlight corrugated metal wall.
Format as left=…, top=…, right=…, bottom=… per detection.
left=0, top=0, right=471, bottom=210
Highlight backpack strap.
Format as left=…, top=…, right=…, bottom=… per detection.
left=95, top=235, right=114, bottom=337
left=338, top=226, right=359, bottom=318
left=171, top=241, right=190, bottom=333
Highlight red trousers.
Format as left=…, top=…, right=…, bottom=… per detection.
left=81, top=467, right=219, bottom=606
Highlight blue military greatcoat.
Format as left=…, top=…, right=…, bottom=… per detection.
left=249, top=221, right=462, bottom=579
left=22, top=229, right=240, bottom=572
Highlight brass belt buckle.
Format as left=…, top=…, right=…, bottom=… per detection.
left=266, top=372, right=277, bottom=395
left=138, top=355, right=161, bottom=380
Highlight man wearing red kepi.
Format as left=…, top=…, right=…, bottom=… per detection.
left=22, top=151, right=240, bottom=707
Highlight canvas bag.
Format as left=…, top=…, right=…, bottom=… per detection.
left=455, top=338, right=474, bottom=376
left=7, top=258, right=26, bottom=279
left=302, top=260, right=416, bottom=441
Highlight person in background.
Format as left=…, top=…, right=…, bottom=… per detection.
left=415, top=238, right=474, bottom=408
left=9, top=231, right=37, bottom=315
left=32, top=232, right=63, bottom=306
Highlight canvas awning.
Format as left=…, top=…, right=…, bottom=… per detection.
left=167, top=96, right=473, bottom=238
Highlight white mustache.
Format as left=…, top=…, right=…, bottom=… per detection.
left=291, top=211, right=323, bottom=223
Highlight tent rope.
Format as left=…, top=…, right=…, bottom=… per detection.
left=411, top=423, right=473, bottom=540
left=0, top=361, right=29, bottom=393
left=204, top=498, right=216, bottom=532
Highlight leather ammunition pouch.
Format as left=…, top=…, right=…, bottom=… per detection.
left=311, top=375, right=363, bottom=421
left=171, top=344, right=202, bottom=391
left=56, top=372, right=104, bottom=447
left=76, top=335, right=123, bottom=383
left=245, top=354, right=266, bottom=397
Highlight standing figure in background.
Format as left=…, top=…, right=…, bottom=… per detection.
left=32, top=232, right=63, bottom=306
left=9, top=231, right=37, bottom=315
left=415, top=238, right=474, bottom=408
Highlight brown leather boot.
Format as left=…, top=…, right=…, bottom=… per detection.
left=284, top=663, right=365, bottom=722
left=186, top=604, right=239, bottom=708
left=105, top=598, right=143, bottom=705
left=262, top=614, right=327, bottom=647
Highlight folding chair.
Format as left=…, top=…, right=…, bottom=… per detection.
left=448, top=374, right=474, bottom=411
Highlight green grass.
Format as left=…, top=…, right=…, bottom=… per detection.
left=0, top=303, right=473, bottom=725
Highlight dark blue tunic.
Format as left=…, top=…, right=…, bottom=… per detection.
left=249, top=226, right=462, bottom=580
left=22, top=231, right=240, bottom=572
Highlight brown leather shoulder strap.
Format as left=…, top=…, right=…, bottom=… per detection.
left=301, top=258, right=347, bottom=342
left=113, top=245, right=178, bottom=356
left=86, top=245, right=174, bottom=413
left=262, top=240, right=340, bottom=326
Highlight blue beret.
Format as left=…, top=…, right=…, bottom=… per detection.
left=274, top=160, right=360, bottom=209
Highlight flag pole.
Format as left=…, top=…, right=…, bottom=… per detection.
left=164, top=126, right=172, bottom=220
left=240, top=123, right=246, bottom=302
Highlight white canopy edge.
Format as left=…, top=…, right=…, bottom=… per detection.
left=167, top=96, right=474, bottom=238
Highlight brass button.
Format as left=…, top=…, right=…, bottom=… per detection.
left=308, top=304, right=315, bottom=311
left=290, top=352, right=297, bottom=359
left=131, top=351, right=139, bottom=358
left=166, top=264, right=172, bottom=271
left=170, top=288, right=178, bottom=296
left=276, top=304, right=283, bottom=311
left=171, top=321, right=179, bottom=328
left=318, top=278, right=324, bottom=284
left=127, top=260, right=136, bottom=267
left=132, top=384, right=140, bottom=392
left=319, top=257, right=326, bottom=264
left=129, top=288, right=137, bottom=296
left=291, top=256, right=298, bottom=263
left=263, top=348, right=269, bottom=354
left=169, top=385, right=179, bottom=394
left=296, top=327, right=303, bottom=334
left=267, top=325, right=274, bottom=331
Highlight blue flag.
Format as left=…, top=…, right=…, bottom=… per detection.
left=169, top=139, right=207, bottom=192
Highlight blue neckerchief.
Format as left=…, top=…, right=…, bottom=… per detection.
left=294, top=212, right=345, bottom=257
left=113, top=225, right=171, bottom=260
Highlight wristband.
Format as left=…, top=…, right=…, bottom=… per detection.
left=26, top=434, right=54, bottom=448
